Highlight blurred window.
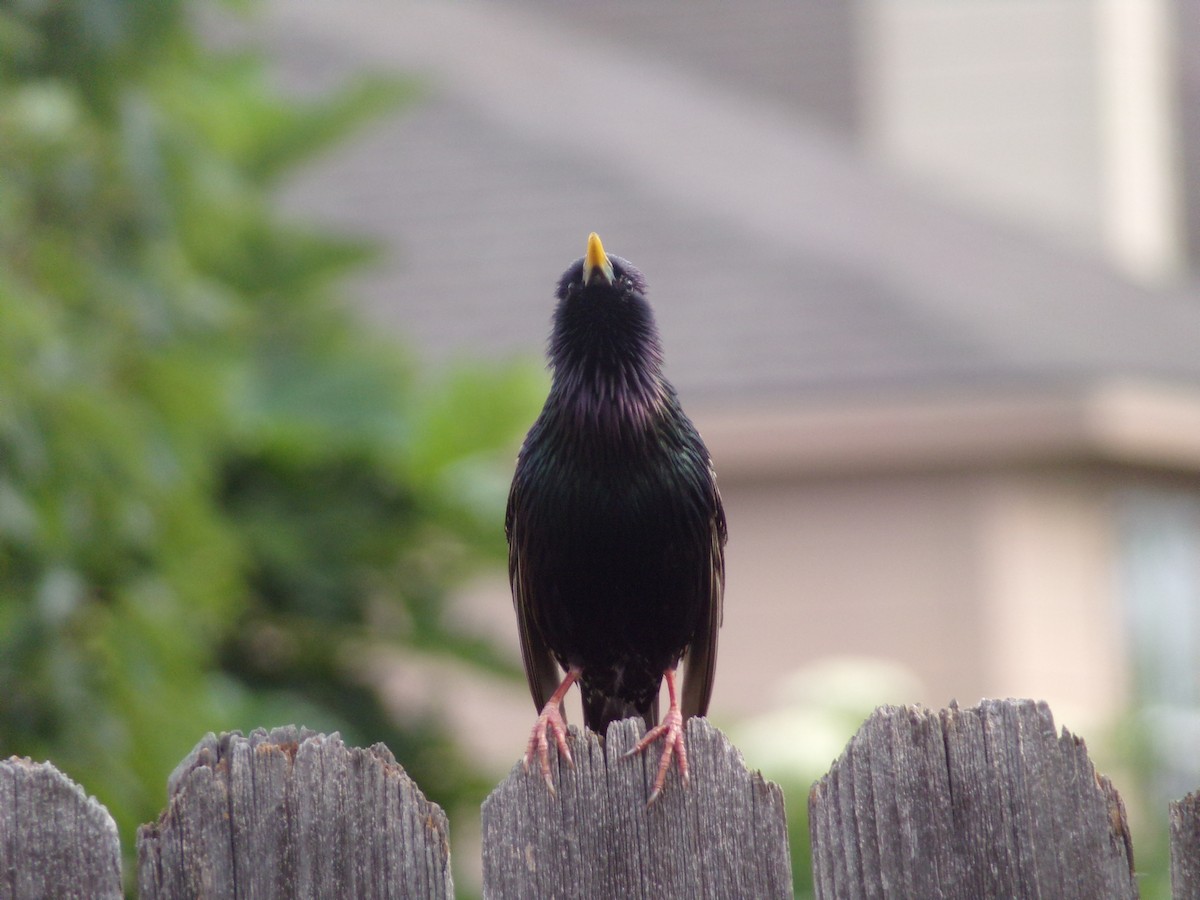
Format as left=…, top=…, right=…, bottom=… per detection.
left=1118, top=489, right=1200, bottom=797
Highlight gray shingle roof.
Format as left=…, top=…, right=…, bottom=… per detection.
left=501, top=0, right=862, bottom=137
left=263, top=0, right=1200, bottom=411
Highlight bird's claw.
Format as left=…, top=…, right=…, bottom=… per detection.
left=625, top=705, right=688, bottom=805
left=523, top=701, right=573, bottom=794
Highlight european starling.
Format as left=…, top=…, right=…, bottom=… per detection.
left=506, top=233, right=726, bottom=802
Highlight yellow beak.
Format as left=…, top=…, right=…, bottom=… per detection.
left=583, top=232, right=614, bottom=286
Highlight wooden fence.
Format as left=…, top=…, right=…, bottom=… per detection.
left=2, top=698, right=1199, bottom=898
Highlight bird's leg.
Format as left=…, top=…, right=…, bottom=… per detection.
left=624, top=666, right=687, bottom=804
left=523, top=666, right=580, bottom=794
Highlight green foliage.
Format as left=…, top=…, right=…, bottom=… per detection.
left=1103, top=708, right=1174, bottom=900
left=0, top=0, right=541, bottom=853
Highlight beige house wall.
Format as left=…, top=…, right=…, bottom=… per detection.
left=715, top=470, right=987, bottom=716
left=716, top=463, right=1153, bottom=736
left=973, top=468, right=1129, bottom=732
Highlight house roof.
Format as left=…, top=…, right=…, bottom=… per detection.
left=498, top=0, right=862, bottom=137
left=260, top=0, right=1200, bottom=471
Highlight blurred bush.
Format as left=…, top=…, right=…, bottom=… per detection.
left=0, top=0, right=540, bottom=847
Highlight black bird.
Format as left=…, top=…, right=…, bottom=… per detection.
left=506, top=233, right=726, bottom=801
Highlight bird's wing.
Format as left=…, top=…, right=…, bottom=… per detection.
left=506, top=484, right=562, bottom=713
left=681, top=483, right=727, bottom=720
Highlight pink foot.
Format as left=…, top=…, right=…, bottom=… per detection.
left=522, top=668, right=580, bottom=794
left=624, top=668, right=688, bottom=804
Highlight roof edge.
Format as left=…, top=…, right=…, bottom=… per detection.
left=698, top=379, right=1200, bottom=478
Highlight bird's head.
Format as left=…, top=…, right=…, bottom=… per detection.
left=548, top=233, right=666, bottom=413
left=555, top=232, right=647, bottom=300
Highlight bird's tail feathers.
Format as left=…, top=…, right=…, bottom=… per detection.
left=582, top=690, right=658, bottom=736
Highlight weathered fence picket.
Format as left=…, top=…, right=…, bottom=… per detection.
left=1172, top=790, right=1200, bottom=899
left=8, top=699, right=1200, bottom=898
left=136, top=726, right=453, bottom=899
left=0, top=757, right=122, bottom=900
left=481, top=716, right=792, bottom=898
left=808, top=699, right=1138, bottom=900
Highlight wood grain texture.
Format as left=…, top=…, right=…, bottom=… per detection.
left=1171, top=790, right=1200, bottom=899
left=136, top=726, right=452, bottom=899
left=808, top=699, right=1137, bottom=900
left=481, top=716, right=792, bottom=899
left=0, top=756, right=122, bottom=900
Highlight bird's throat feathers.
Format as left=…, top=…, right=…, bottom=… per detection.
left=548, top=288, right=669, bottom=432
